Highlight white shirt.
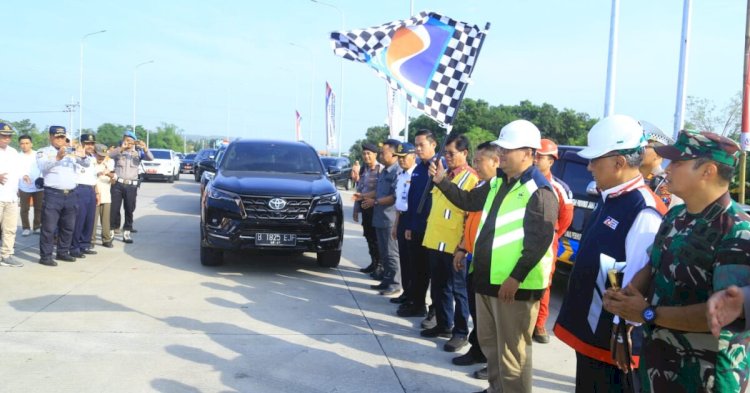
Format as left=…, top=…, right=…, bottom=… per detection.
left=37, top=146, right=90, bottom=190
left=394, top=164, right=416, bottom=212
left=18, top=150, right=42, bottom=193
left=75, top=155, right=99, bottom=186
left=95, top=158, right=115, bottom=204
left=0, top=145, right=20, bottom=202
left=600, top=176, right=663, bottom=325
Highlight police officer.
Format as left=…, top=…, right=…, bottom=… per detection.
left=70, top=133, right=99, bottom=257
left=37, top=126, right=90, bottom=266
left=109, top=131, right=153, bottom=244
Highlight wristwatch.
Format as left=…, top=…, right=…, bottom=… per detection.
left=642, top=306, right=657, bottom=324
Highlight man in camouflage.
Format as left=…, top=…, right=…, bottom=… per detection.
left=604, top=130, right=750, bottom=392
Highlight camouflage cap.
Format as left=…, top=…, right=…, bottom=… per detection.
left=0, top=122, right=14, bottom=136
left=654, top=130, right=740, bottom=167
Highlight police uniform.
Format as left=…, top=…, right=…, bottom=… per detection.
left=70, top=133, right=99, bottom=257
left=109, top=131, right=153, bottom=243
left=37, top=126, right=90, bottom=266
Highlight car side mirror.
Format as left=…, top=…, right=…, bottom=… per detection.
left=200, top=160, right=217, bottom=173
left=586, top=180, right=600, bottom=196
left=328, top=166, right=341, bottom=175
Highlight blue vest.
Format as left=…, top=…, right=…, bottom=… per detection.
left=555, top=186, right=662, bottom=363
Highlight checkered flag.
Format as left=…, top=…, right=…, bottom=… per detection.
left=331, top=11, right=489, bottom=128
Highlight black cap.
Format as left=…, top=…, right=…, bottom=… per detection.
left=49, top=126, right=66, bottom=136
left=80, top=133, right=96, bottom=143
left=362, top=142, right=379, bottom=153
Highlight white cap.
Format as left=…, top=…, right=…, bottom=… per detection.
left=578, top=114, right=646, bottom=159
left=491, top=119, right=542, bottom=150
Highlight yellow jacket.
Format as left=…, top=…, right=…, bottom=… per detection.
left=423, top=167, right=479, bottom=253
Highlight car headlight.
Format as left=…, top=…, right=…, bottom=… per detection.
left=206, top=186, right=246, bottom=218
left=204, top=171, right=215, bottom=181
left=207, top=186, right=239, bottom=202
left=317, top=192, right=340, bottom=205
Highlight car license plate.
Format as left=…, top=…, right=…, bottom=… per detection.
left=256, top=233, right=296, bottom=246
left=146, top=169, right=157, bottom=174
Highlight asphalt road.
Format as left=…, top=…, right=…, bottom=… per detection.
left=0, top=178, right=576, bottom=393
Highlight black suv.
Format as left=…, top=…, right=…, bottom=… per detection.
left=200, top=139, right=344, bottom=267
left=194, top=148, right=217, bottom=182
left=550, top=146, right=598, bottom=274
left=320, top=156, right=352, bottom=190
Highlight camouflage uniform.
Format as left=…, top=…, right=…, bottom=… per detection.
left=643, top=131, right=750, bottom=393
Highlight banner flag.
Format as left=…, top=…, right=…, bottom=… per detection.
left=331, top=11, right=489, bottom=127
left=386, top=85, right=406, bottom=140
left=325, top=82, right=336, bottom=150
left=295, top=110, right=302, bottom=141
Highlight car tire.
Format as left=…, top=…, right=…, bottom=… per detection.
left=167, top=176, right=174, bottom=183
left=345, top=179, right=352, bottom=191
left=194, top=170, right=201, bottom=182
left=174, top=171, right=180, bottom=181
left=316, top=250, right=341, bottom=268
left=200, top=245, right=224, bottom=266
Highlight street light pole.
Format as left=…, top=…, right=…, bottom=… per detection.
left=603, top=0, right=619, bottom=117
left=290, top=42, right=315, bottom=147
left=79, top=29, right=106, bottom=141
left=133, top=60, right=155, bottom=146
left=311, top=0, right=346, bottom=156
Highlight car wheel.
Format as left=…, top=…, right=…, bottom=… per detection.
left=174, top=171, right=180, bottom=181
left=345, top=179, right=352, bottom=191
left=194, top=171, right=201, bottom=182
left=316, top=250, right=341, bottom=268
left=167, top=176, right=174, bottom=183
left=200, top=245, right=224, bottom=266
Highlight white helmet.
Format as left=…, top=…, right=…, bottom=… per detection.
left=578, top=114, right=646, bottom=159
left=492, top=119, right=542, bottom=150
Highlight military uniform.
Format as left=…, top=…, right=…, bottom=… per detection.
left=0, top=123, right=21, bottom=267
left=641, top=131, right=750, bottom=392
left=37, top=126, right=90, bottom=266
left=70, top=133, right=99, bottom=257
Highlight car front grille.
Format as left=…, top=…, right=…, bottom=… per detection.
left=241, top=196, right=312, bottom=221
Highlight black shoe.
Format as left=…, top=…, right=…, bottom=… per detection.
left=359, top=263, right=378, bottom=273
left=397, top=304, right=427, bottom=317
left=421, top=307, right=437, bottom=329
left=533, top=326, right=550, bottom=344
left=420, top=326, right=452, bottom=338
left=452, top=348, right=487, bottom=366
left=370, top=282, right=388, bottom=290
left=390, top=294, right=409, bottom=304
left=101, top=242, right=113, bottom=248
left=39, top=258, right=57, bottom=266
left=55, top=254, right=76, bottom=262
left=397, top=300, right=415, bottom=310
left=473, top=366, right=488, bottom=380
left=370, top=267, right=384, bottom=280
left=130, top=228, right=138, bottom=233
left=81, top=249, right=97, bottom=255
left=444, top=335, right=469, bottom=352
left=69, top=252, right=86, bottom=259
left=380, top=287, right=401, bottom=296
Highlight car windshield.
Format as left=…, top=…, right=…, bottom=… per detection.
left=221, top=143, right=322, bottom=174
left=185, top=154, right=197, bottom=160
left=320, top=157, right=337, bottom=167
left=151, top=150, right=171, bottom=159
left=559, top=159, right=593, bottom=197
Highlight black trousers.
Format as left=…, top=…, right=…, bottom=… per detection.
left=40, top=188, right=78, bottom=259
left=110, top=182, right=138, bottom=231
left=360, top=205, right=379, bottom=265
left=575, top=352, right=639, bottom=393
left=467, top=271, right=483, bottom=355
left=396, top=217, right=412, bottom=298
left=407, top=231, right=429, bottom=308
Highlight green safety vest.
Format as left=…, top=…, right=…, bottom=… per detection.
left=476, top=175, right=553, bottom=290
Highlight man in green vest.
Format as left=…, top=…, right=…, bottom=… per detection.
left=430, top=120, right=558, bottom=393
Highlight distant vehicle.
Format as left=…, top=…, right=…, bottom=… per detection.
left=180, top=153, right=197, bottom=174
left=320, top=156, right=352, bottom=190
left=200, top=139, right=343, bottom=267
left=550, top=146, right=598, bottom=274
left=142, top=148, right=181, bottom=183
left=199, top=144, right=228, bottom=197
left=176, top=152, right=185, bottom=160
left=193, top=148, right=217, bottom=182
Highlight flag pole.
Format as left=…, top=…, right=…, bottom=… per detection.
left=416, top=22, right=491, bottom=214
left=739, top=0, right=750, bottom=203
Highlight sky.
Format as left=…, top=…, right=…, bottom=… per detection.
left=0, top=0, right=745, bottom=152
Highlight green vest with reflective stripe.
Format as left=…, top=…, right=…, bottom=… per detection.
left=476, top=175, right=553, bottom=290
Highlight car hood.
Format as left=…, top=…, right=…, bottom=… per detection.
left=212, top=171, right=336, bottom=197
